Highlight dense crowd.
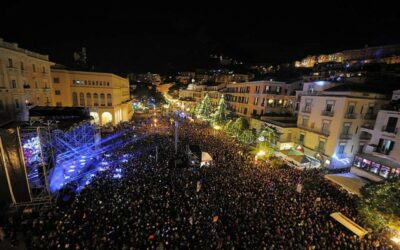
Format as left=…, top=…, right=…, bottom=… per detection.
left=2, top=116, right=397, bottom=249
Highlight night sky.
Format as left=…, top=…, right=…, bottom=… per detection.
left=2, top=1, right=400, bottom=74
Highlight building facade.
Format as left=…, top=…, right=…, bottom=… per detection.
left=353, top=91, right=400, bottom=181
left=225, top=80, right=302, bottom=117
left=51, top=68, right=132, bottom=126
left=0, top=38, right=54, bottom=125
left=297, top=81, right=388, bottom=168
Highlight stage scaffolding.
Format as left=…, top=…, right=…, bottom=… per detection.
left=15, top=121, right=98, bottom=207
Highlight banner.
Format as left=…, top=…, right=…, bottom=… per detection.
left=0, top=128, right=31, bottom=204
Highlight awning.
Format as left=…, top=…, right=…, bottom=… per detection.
left=330, top=212, right=368, bottom=238
left=201, top=152, right=213, bottom=162
left=325, top=173, right=369, bottom=196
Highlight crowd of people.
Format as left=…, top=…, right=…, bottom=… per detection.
left=1, top=115, right=397, bottom=249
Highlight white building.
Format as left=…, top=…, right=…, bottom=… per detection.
left=352, top=90, right=400, bottom=181
left=0, top=38, right=54, bottom=125
left=297, top=81, right=388, bottom=168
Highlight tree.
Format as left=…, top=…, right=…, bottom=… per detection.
left=196, top=94, right=212, bottom=120
left=258, top=125, right=280, bottom=147
left=358, top=180, right=400, bottom=231
left=231, top=117, right=249, bottom=137
left=238, top=129, right=255, bottom=144
left=224, top=120, right=234, bottom=135
left=211, top=94, right=229, bottom=125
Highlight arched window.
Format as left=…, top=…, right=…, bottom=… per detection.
left=93, top=93, right=99, bottom=106
left=79, top=93, right=85, bottom=106
left=86, top=93, right=92, bottom=106
left=72, top=92, right=78, bottom=106
left=107, top=94, right=112, bottom=106
left=100, top=94, right=105, bottom=106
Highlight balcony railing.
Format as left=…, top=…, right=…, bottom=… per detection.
left=339, top=133, right=352, bottom=140
left=361, top=124, right=374, bottom=130
left=364, top=113, right=377, bottom=120
left=344, top=113, right=357, bottom=119
left=321, top=110, right=334, bottom=117
left=359, top=133, right=372, bottom=140
left=298, top=124, right=330, bottom=137
left=301, top=107, right=311, bottom=113
left=381, top=126, right=398, bottom=134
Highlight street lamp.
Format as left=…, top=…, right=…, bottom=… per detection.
left=255, top=150, right=266, bottom=161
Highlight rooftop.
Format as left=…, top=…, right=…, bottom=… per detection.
left=0, top=38, right=50, bottom=61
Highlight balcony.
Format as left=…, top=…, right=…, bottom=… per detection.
left=321, top=110, right=334, bottom=117
left=301, top=107, right=311, bottom=113
left=364, top=113, right=377, bottom=120
left=344, top=113, right=357, bottom=119
left=298, top=124, right=330, bottom=137
left=359, top=133, right=372, bottom=141
left=339, top=133, right=352, bottom=140
left=381, top=126, right=398, bottom=135
left=361, top=124, right=374, bottom=130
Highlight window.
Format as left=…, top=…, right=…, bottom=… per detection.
left=42, top=66, right=46, bottom=73
left=366, top=105, right=374, bottom=114
left=385, top=117, right=398, bottom=133
left=276, top=86, right=281, bottom=94
left=8, top=58, right=13, bottom=68
left=36, top=96, right=40, bottom=104
left=107, top=94, right=112, bottom=106
left=55, top=90, right=61, bottom=95
left=35, top=81, right=38, bottom=88
left=86, top=93, right=92, bottom=106
left=347, top=103, right=355, bottom=114
left=32, top=64, right=36, bottom=72
left=100, top=94, right=105, bottom=106
left=342, top=123, right=351, bottom=135
left=56, top=102, right=62, bottom=107
left=377, top=139, right=395, bottom=155
left=15, top=99, right=20, bottom=109
left=72, top=92, right=78, bottom=106
left=255, top=86, right=260, bottom=93
left=299, top=134, right=305, bottom=145
left=20, top=62, right=24, bottom=70
left=338, top=143, right=346, bottom=155
left=93, top=94, right=99, bottom=106
left=254, top=97, right=258, bottom=105
left=322, top=120, right=331, bottom=134
left=46, top=97, right=50, bottom=106
left=317, top=139, right=325, bottom=151
left=302, top=116, right=309, bottom=127
left=252, top=109, right=257, bottom=115
left=79, top=93, right=85, bottom=106
left=379, top=166, right=390, bottom=178
left=11, top=80, right=17, bottom=88
left=325, top=100, right=335, bottom=112
left=358, top=144, right=364, bottom=154
left=53, top=77, right=60, bottom=83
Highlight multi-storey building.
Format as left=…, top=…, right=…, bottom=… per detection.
left=352, top=90, right=400, bottom=181
left=178, top=83, right=226, bottom=109
left=51, top=67, right=133, bottom=126
left=297, top=81, right=388, bottom=168
left=0, top=38, right=54, bottom=125
left=225, top=80, right=302, bottom=117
